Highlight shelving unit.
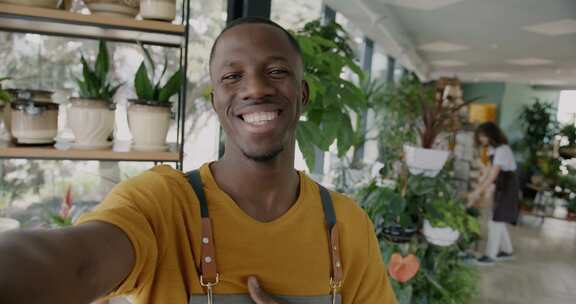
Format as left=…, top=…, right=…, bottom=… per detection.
left=0, top=3, right=185, bottom=47
left=0, top=143, right=180, bottom=162
left=0, top=2, right=191, bottom=169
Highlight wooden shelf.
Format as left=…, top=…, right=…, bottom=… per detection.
left=0, top=142, right=180, bottom=162
left=0, top=3, right=185, bottom=47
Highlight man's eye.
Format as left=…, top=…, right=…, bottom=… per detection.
left=222, top=74, right=241, bottom=81
left=269, top=69, right=289, bottom=76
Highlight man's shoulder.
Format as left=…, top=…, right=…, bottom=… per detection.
left=116, top=165, right=187, bottom=196
left=329, top=189, right=369, bottom=223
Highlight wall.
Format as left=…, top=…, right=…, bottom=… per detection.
left=462, top=82, right=560, bottom=144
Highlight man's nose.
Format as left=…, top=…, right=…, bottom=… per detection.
left=240, top=73, right=276, bottom=100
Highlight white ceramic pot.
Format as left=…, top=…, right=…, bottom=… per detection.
left=0, top=217, right=20, bottom=233
left=140, top=0, right=176, bottom=21
left=0, top=0, right=59, bottom=8
left=403, top=145, right=450, bottom=177
left=423, top=219, right=460, bottom=247
left=68, top=98, right=115, bottom=150
left=11, top=101, right=58, bottom=144
left=84, top=0, right=139, bottom=18
left=128, top=102, right=171, bottom=152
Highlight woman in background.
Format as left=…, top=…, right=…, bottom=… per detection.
left=468, top=122, right=520, bottom=265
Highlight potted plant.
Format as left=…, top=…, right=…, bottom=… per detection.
left=140, top=0, right=176, bottom=21
left=559, top=124, right=576, bottom=158
left=422, top=197, right=479, bottom=247
left=0, top=76, right=12, bottom=138
left=390, top=76, right=476, bottom=177
left=83, top=0, right=139, bottom=18
left=69, top=40, right=120, bottom=150
left=129, top=47, right=182, bottom=152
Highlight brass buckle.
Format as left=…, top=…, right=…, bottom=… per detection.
left=200, top=273, right=220, bottom=287
left=329, top=277, right=342, bottom=289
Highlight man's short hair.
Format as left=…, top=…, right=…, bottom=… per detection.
left=208, top=17, right=303, bottom=72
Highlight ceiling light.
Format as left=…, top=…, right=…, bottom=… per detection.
left=478, top=72, right=509, bottom=78
left=383, top=0, right=464, bottom=10
left=430, top=60, right=468, bottom=67
left=524, top=19, right=576, bottom=36
left=507, top=58, right=554, bottom=66
left=419, top=41, right=469, bottom=52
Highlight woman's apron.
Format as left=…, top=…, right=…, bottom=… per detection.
left=493, top=168, right=521, bottom=224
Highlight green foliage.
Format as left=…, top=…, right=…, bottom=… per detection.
left=293, top=20, right=367, bottom=170
left=519, top=99, right=558, bottom=162
left=0, top=76, right=11, bottom=104
left=134, top=45, right=183, bottom=105
left=76, top=40, right=121, bottom=101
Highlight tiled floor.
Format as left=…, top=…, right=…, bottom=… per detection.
left=473, top=215, right=576, bottom=304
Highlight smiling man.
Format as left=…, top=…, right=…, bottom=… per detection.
left=0, top=18, right=397, bottom=304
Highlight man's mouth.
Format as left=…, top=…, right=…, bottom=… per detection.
left=239, top=110, right=281, bottom=126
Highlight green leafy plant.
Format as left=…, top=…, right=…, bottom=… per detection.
left=0, top=77, right=11, bottom=104
left=76, top=40, right=121, bottom=101
left=134, top=45, right=183, bottom=105
left=293, top=19, right=367, bottom=170
left=519, top=99, right=558, bottom=163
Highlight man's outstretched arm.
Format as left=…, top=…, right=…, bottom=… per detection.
left=0, top=222, right=134, bottom=304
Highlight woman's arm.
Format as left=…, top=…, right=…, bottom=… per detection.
left=468, top=164, right=501, bottom=207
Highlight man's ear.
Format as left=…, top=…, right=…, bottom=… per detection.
left=210, top=91, right=216, bottom=111
left=301, top=80, right=310, bottom=107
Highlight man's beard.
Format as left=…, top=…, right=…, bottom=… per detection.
left=243, top=146, right=284, bottom=162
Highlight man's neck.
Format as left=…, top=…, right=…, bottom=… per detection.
left=210, top=150, right=300, bottom=222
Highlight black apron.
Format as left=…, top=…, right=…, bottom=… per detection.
left=491, top=156, right=520, bottom=224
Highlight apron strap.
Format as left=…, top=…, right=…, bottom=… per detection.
left=186, top=170, right=219, bottom=287
left=319, top=185, right=343, bottom=291
left=185, top=170, right=343, bottom=293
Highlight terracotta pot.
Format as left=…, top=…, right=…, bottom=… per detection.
left=84, top=0, right=139, bottom=18
left=128, top=101, right=171, bottom=152
left=140, top=0, right=176, bottom=21
left=0, top=0, right=59, bottom=8
left=403, top=145, right=450, bottom=177
left=68, top=98, right=115, bottom=150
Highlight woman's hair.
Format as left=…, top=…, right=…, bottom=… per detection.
left=475, top=122, right=508, bottom=147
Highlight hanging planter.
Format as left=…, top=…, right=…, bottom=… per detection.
left=84, top=0, right=139, bottom=18
left=404, top=145, right=450, bottom=177
left=140, top=0, right=176, bottom=21
left=68, top=98, right=115, bottom=150
left=0, top=217, right=20, bottom=233
left=128, top=100, right=171, bottom=151
left=422, top=219, right=460, bottom=247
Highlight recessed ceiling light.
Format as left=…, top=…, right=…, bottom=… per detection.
left=431, top=60, right=468, bottom=67
left=507, top=58, right=554, bottom=66
left=524, top=19, right=576, bottom=36
left=419, top=41, right=469, bottom=52
left=478, top=72, right=509, bottom=78
left=383, top=0, right=464, bottom=10
left=537, top=80, right=566, bottom=86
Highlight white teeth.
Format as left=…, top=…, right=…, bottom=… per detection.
left=242, top=111, right=278, bottom=125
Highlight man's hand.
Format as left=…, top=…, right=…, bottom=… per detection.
left=247, top=276, right=284, bottom=304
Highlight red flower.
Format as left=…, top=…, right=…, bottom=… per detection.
left=388, top=253, right=420, bottom=283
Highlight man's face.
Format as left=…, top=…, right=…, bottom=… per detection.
left=210, top=24, right=308, bottom=162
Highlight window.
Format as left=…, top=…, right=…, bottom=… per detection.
left=557, top=90, right=576, bottom=125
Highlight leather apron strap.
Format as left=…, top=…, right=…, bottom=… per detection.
left=185, top=170, right=342, bottom=300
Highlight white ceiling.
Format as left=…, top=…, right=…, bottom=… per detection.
left=325, top=0, right=576, bottom=87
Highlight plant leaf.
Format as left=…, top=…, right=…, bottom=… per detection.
left=159, top=68, right=183, bottom=103
left=95, top=40, right=109, bottom=83
left=337, top=114, right=354, bottom=157
left=296, top=121, right=318, bottom=170
left=138, top=42, right=156, bottom=76
left=135, top=62, right=154, bottom=101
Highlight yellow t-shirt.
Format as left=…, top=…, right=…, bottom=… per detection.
left=77, top=163, right=397, bottom=304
